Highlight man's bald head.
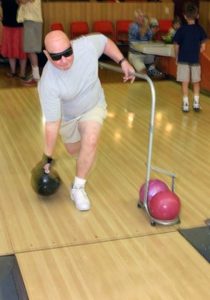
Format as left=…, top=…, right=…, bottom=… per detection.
left=43, top=30, right=74, bottom=70
left=44, top=30, right=70, bottom=53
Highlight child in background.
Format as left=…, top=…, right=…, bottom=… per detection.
left=149, top=18, right=160, bottom=41
left=173, top=2, right=207, bottom=112
left=162, top=16, right=182, bottom=44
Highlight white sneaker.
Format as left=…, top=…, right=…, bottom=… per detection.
left=182, top=102, right=189, bottom=112
left=70, top=186, right=90, bottom=211
left=193, top=102, right=200, bottom=112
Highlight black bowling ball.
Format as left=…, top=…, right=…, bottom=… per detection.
left=31, top=164, right=61, bottom=196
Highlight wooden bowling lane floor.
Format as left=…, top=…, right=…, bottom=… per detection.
left=0, top=79, right=210, bottom=254
left=0, top=82, right=178, bottom=254
left=16, top=231, right=210, bottom=300
left=0, top=208, right=13, bottom=255
left=1, top=69, right=210, bottom=298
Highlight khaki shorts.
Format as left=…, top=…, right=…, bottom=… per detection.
left=60, top=104, right=107, bottom=144
left=177, top=64, right=201, bottom=83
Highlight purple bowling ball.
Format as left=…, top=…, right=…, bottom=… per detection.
left=139, top=179, right=169, bottom=204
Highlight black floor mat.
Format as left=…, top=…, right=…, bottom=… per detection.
left=0, top=255, right=28, bottom=300
left=179, top=226, right=210, bottom=263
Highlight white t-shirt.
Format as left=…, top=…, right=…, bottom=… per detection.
left=38, top=34, right=108, bottom=122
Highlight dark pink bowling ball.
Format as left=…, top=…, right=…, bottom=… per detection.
left=149, top=190, right=181, bottom=220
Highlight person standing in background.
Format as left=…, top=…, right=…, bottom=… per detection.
left=0, top=0, right=27, bottom=79
left=173, top=2, right=207, bottom=112
left=17, top=0, right=43, bottom=86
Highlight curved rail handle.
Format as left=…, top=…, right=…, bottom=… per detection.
left=99, top=62, right=156, bottom=216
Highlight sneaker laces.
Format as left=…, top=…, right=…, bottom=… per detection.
left=193, top=102, right=200, bottom=109
left=182, top=102, right=189, bottom=112
left=73, top=186, right=88, bottom=200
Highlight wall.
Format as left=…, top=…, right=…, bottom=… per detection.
left=42, top=1, right=174, bottom=36
left=1, top=2, right=210, bottom=50
left=199, top=1, right=210, bottom=37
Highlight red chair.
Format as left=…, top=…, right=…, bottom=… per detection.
left=50, top=22, right=64, bottom=31
left=155, top=19, right=172, bottom=40
left=70, top=21, right=89, bottom=39
left=92, top=20, right=115, bottom=40
left=116, top=20, right=132, bottom=43
left=159, top=19, right=172, bottom=33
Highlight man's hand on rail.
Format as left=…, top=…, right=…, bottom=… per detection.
left=121, top=60, right=136, bottom=83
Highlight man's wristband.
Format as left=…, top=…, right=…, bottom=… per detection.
left=46, top=156, right=53, bottom=164
left=43, top=153, right=53, bottom=164
left=118, top=57, right=126, bottom=65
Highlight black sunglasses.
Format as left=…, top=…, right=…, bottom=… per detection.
left=48, top=46, right=73, bottom=61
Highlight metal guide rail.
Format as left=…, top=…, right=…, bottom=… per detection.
left=99, top=62, right=180, bottom=226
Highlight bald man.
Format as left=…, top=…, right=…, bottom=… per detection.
left=38, top=30, right=135, bottom=211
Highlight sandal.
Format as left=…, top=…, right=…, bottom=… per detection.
left=18, top=75, right=27, bottom=80
left=6, top=72, right=17, bottom=78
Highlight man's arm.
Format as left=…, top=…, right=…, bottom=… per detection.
left=44, top=120, right=61, bottom=157
left=103, top=38, right=135, bottom=82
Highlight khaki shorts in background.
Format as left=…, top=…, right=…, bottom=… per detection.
left=60, top=104, right=107, bottom=144
left=176, top=63, right=201, bottom=83
left=128, top=52, right=155, bottom=73
left=24, top=21, right=42, bottom=53
left=128, top=52, right=145, bottom=72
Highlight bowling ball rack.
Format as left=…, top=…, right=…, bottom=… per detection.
left=99, top=62, right=181, bottom=226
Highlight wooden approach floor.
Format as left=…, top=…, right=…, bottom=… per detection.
left=0, top=64, right=210, bottom=299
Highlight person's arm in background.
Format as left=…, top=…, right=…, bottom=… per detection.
left=200, top=41, right=206, bottom=53
left=174, top=43, right=179, bottom=64
left=103, top=38, right=135, bottom=83
left=173, top=28, right=181, bottom=64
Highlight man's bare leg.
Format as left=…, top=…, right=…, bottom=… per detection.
left=65, top=121, right=102, bottom=210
